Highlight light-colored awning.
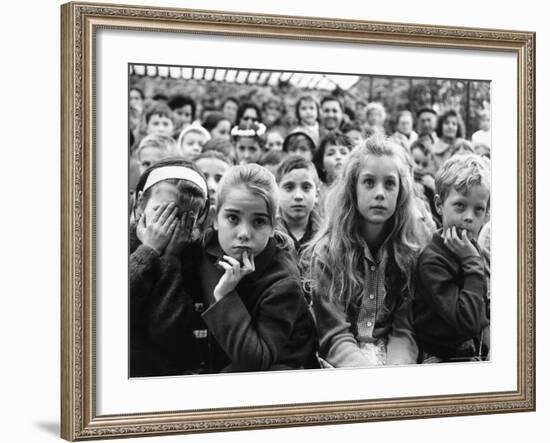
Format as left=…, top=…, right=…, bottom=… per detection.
left=130, top=65, right=360, bottom=92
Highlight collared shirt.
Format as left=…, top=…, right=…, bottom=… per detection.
left=355, top=242, right=388, bottom=343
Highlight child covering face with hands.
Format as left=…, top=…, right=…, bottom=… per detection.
left=129, top=159, right=210, bottom=377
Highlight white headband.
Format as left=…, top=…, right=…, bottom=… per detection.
left=143, top=165, right=208, bottom=197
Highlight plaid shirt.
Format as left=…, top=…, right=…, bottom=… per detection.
left=313, top=241, right=418, bottom=367
left=355, top=243, right=388, bottom=343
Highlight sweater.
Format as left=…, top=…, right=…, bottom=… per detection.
left=188, top=231, right=318, bottom=373
left=129, top=224, right=208, bottom=377
left=312, top=243, right=418, bottom=367
left=413, top=232, right=490, bottom=360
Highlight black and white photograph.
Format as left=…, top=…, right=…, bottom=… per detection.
left=128, top=64, right=492, bottom=377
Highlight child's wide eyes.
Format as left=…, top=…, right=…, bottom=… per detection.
left=385, top=180, right=396, bottom=189
left=362, top=177, right=374, bottom=187
left=254, top=218, right=268, bottom=227
left=283, top=183, right=295, bottom=191
left=454, top=202, right=464, bottom=210
left=226, top=214, right=239, bottom=224
left=475, top=206, right=486, bottom=214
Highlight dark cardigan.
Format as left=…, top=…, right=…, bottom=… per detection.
left=192, top=231, right=318, bottom=373
left=129, top=224, right=208, bottom=377
left=413, top=232, right=490, bottom=360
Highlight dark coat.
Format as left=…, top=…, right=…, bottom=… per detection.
left=192, top=231, right=318, bottom=373
left=129, top=225, right=208, bottom=377
left=413, top=232, right=490, bottom=360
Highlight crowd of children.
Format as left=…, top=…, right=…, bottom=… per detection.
left=129, top=87, right=491, bottom=376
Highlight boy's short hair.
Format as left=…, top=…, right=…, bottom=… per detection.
left=282, top=130, right=316, bottom=154
left=196, top=150, right=233, bottom=167
left=144, top=102, right=175, bottom=124
left=168, top=94, right=197, bottom=120
left=202, top=111, right=228, bottom=132
left=410, top=137, right=433, bottom=157
left=135, top=133, right=177, bottom=158
left=202, top=137, right=236, bottom=163
left=341, top=121, right=364, bottom=135
left=259, top=149, right=285, bottom=168
left=275, top=154, right=319, bottom=185
left=152, top=93, right=168, bottom=102
left=435, top=153, right=490, bottom=204
left=416, top=131, right=435, bottom=144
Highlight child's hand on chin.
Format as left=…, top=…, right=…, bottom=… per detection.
left=136, top=203, right=178, bottom=255
left=443, top=226, right=479, bottom=259
left=213, top=251, right=255, bottom=302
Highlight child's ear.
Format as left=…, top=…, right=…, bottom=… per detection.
left=434, top=194, right=443, bottom=215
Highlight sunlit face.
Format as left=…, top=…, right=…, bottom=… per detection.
left=214, top=185, right=274, bottom=259
left=210, top=119, right=231, bottom=141
left=287, top=135, right=313, bottom=161
left=140, top=181, right=204, bottom=224
left=442, top=115, right=459, bottom=139
left=196, top=157, right=231, bottom=206
left=418, top=111, right=436, bottom=134
left=240, top=107, right=259, bottom=127
left=356, top=156, right=400, bottom=232
left=235, top=137, right=262, bottom=165
left=173, top=105, right=193, bottom=131
left=298, top=100, right=318, bottom=126
left=397, top=114, right=413, bottom=136
left=436, top=186, right=490, bottom=241
left=323, top=144, right=350, bottom=184
left=180, top=131, right=207, bottom=162
left=279, top=168, right=317, bottom=223
left=146, top=114, right=174, bottom=136
left=138, top=147, right=168, bottom=174
left=265, top=131, right=284, bottom=151
left=222, top=100, right=238, bottom=124
left=320, top=100, right=343, bottom=130
left=345, top=130, right=364, bottom=148
left=411, top=147, right=430, bottom=175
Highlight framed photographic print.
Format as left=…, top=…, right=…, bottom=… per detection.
left=61, top=1, right=536, bottom=440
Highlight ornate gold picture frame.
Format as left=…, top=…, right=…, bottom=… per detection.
left=61, top=1, right=535, bottom=440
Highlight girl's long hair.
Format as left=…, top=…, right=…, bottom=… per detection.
left=304, top=135, right=430, bottom=309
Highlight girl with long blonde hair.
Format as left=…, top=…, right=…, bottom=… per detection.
left=305, top=135, right=430, bottom=367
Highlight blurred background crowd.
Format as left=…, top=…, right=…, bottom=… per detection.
left=128, top=64, right=491, bottom=229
